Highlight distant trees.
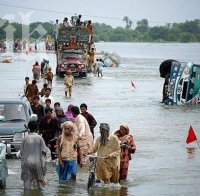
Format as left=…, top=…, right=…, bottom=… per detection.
left=135, top=19, right=149, bottom=33
left=123, top=16, right=133, bottom=29
left=0, top=18, right=200, bottom=43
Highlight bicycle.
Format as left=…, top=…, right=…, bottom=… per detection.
left=87, top=157, right=96, bottom=192
left=87, top=155, right=106, bottom=192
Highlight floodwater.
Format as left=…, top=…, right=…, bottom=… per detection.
left=0, top=42, right=200, bottom=196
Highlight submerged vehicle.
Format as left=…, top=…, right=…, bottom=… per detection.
left=102, top=52, right=122, bottom=67
left=160, top=59, right=200, bottom=105
left=56, top=26, right=90, bottom=77
left=0, top=55, right=13, bottom=63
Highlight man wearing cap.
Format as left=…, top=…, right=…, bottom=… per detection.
left=89, top=123, right=120, bottom=184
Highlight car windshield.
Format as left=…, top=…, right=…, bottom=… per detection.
left=62, top=53, right=84, bottom=59
left=0, top=103, right=26, bottom=122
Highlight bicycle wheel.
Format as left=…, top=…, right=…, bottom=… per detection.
left=87, top=172, right=95, bottom=192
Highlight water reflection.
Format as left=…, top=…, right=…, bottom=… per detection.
left=1, top=44, right=200, bottom=195
left=89, top=184, right=127, bottom=196
left=23, top=189, right=45, bottom=196
left=186, top=147, right=196, bottom=159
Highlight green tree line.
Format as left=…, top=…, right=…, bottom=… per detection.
left=0, top=18, right=200, bottom=43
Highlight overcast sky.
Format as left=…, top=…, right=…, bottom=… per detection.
left=0, top=0, right=200, bottom=27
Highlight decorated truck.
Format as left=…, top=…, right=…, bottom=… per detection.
left=56, top=26, right=90, bottom=77
left=160, top=59, right=200, bottom=105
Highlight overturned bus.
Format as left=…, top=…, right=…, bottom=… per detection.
left=160, top=59, right=200, bottom=105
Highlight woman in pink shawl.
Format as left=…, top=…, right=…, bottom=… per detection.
left=64, top=104, right=75, bottom=122
left=114, top=125, right=136, bottom=181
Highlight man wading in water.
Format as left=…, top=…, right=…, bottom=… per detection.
left=87, top=123, right=120, bottom=184
left=20, top=121, right=48, bottom=190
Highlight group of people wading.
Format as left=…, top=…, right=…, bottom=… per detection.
left=0, top=52, right=136, bottom=191
left=18, top=119, right=136, bottom=190
left=0, top=61, right=137, bottom=190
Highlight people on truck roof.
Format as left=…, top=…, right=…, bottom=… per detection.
left=87, top=20, right=93, bottom=44
left=70, top=16, right=76, bottom=26
left=76, top=15, right=82, bottom=26
left=63, top=18, right=70, bottom=28
left=82, top=21, right=87, bottom=28
left=53, top=19, right=59, bottom=40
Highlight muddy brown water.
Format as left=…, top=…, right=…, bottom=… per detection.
left=0, top=43, right=200, bottom=196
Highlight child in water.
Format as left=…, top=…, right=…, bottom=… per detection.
left=46, top=68, right=53, bottom=88
left=56, top=121, right=82, bottom=181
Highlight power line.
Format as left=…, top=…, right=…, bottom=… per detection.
left=0, top=2, right=122, bottom=20
left=0, top=2, right=171, bottom=24
left=0, top=2, right=74, bottom=15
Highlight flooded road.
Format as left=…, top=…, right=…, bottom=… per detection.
left=0, top=43, right=200, bottom=195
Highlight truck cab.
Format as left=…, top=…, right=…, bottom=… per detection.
left=56, top=26, right=90, bottom=77
left=56, top=51, right=88, bottom=77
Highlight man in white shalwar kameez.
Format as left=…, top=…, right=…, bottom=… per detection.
left=71, top=106, right=94, bottom=156
left=20, top=121, right=48, bottom=190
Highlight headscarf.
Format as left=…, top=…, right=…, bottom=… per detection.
left=114, top=124, right=130, bottom=138
left=55, top=107, right=64, bottom=115
left=99, top=123, right=110, bottom=145
left=64, top=104, right=75, bottom=122
left=67, top=104, right=73, bottom=112
left=120, top=125, right=130, bottom=135
left=60, top=121, right=77, bottom=147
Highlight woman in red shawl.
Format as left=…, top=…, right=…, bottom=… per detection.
left=114, top=125, right=136, bottom=181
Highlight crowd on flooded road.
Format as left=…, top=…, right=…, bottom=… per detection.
left=0, top=56, right=136, bottom=191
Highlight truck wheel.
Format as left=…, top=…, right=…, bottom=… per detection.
left=0, top=179, right=6, bottom=189
left=83, top=72, right=87, bottom=77
left=80, top=72, right=87, bottom=78
left=56, top=70, right=62, bottom=77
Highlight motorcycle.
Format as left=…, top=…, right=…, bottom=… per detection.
left=0, top=141, right=8, bottom=189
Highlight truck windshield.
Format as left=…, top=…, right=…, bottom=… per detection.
left=62, top=53, right=84, bottom=59
left=0, top=103, right=26, bottom=122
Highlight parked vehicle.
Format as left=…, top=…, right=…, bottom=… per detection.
left=160, top=59, right=200, bottom=105
left=0, top=96, right=37, bottom=156
left=56, top=26, right=90, bottom=77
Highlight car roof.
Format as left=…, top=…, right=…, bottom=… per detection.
left=0, top=97, right=28, bottom=104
